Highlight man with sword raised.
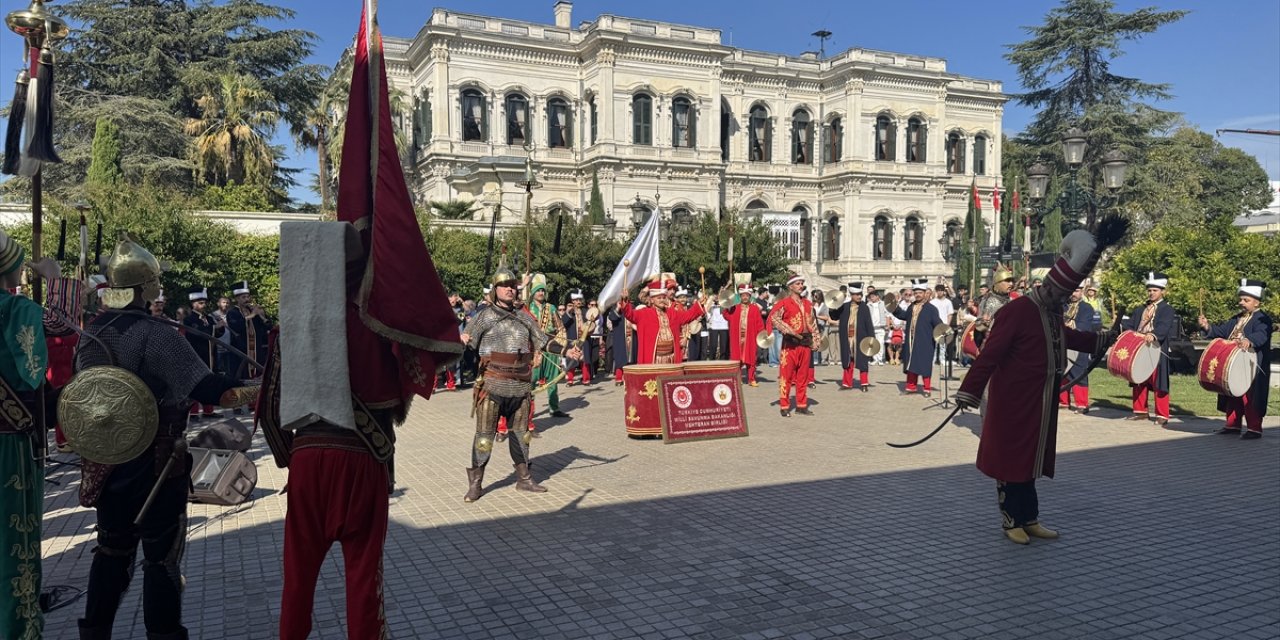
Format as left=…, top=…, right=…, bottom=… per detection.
left=954, top=217, right=1127, bottom=546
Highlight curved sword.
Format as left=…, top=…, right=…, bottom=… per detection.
left=887, top=405, right=964, bottom=448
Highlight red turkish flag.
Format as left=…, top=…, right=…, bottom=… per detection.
left=991, top=188, right=1001, bottom=213
left=337, top=2, right=462, bottom=402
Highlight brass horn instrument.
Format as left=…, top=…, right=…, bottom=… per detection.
left=754, top=329, right=773, bottom=350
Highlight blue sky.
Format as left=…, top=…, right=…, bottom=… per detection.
left=267, top=0, right=1278, bottom=202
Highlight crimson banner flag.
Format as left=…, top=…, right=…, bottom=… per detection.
left=337, top=1, right=462, bottom=401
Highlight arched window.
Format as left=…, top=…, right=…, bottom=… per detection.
left=746, top=199, right=769, bottom=211
left=504, top=94, right=528, bottom=145
left=973, top=134, right=988, bottom=175
left=874, top=115, right=896, bottom=161
left=794, top=206, right=812, bottom=262
left=874, top=215, right=892, bottom=260
left=906, top=117, right=926, bottom=163
left=904, top=216, right=923, bottom=261
left=946, top=131, right=966, bottom=174
left=791, top=109, right=812, bottom=164
left=749, top=105, right=771, bottom=162
left=825, top=117, right=843, bottom=163
left=547, top=97, right=571, bottom=148
left=412, top=91, right=432, bottom=152
left=672, top=97, right=695, bottom=148
left=633, top=94, right=653, bottom=145
left=461, top=89, right=486, bottom=142
left=720, top=99, right=732, bottom=161
left=589, top=97, right=598, bottom=145
left=823, top=215, right=840, bottom=261
left=943, top=220, right=962, bottom=262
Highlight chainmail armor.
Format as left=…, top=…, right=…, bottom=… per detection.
left=76, top=314, right=211, bottom=407
left=977, top=292, right=1012, bottom=332
left=464, top=304, right=552, bottom=398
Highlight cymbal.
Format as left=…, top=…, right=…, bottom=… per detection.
left=859, top=336, right=881, bottom=357
left=755, top=329, right=772, bottom=350
left=933, top=324, right=952, bottom=341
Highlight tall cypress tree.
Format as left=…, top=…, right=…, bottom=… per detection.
left=588, top=170, right=606, bottom=224
left=86, top=118, right=123, bottom=190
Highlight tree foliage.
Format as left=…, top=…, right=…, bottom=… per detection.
left=662, top=211, right=790, bottom=295
left=10, top=0, right=324, bottom=202
left=1124, top=127, right=1272, bottom=231
left=184, top=74, right=280, bottom=188
left=588, top=171, right=606, bottom=224
left=1005, top=0, right=1187, bottom=229
left=86, top=117, right=123, bottom=189
left=1100, top=224, right=1280, bottom=333
left=428, top=199, right=482, bottom=220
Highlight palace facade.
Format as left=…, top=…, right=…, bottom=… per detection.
left=382, top=2, right=1006, bottom=288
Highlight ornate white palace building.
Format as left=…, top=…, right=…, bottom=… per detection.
left=383, top=2, right=1006, bottom=288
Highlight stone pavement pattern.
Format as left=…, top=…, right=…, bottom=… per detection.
left=39, top=367, right=1280, bottom=639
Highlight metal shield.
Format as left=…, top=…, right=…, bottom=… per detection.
left=58, top=366, right=159, bottom=465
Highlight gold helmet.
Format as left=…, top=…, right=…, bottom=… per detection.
left=490, top=252, right=518, bottom=287
left=104, top=231, right=163, bottom=308
left=993, top=262, right=1015, bottom=284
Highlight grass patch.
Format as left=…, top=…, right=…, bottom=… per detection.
left=1086, top=373, right=1225, bottom=418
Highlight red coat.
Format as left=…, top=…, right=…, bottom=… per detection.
left=958, top=295, right=1104, bottom=482
left=768, top=296, right=817, bottom=346
left=620, top=302, right=705, bottom=364
left=724, top=302, right=764, bottom=365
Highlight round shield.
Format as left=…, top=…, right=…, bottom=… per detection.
left=859, top=336, right=882, bottom=357
left=58, top=366, right=158, bottom=465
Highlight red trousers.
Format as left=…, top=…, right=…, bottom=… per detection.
left=614, top=367, right=624, bottom=382
left=905, top=373, right=932, bottom=392
left=566, top=361, right=591, bottom=384
left=742, top=363, right=757, bottom=384
left=1131, top=377, right=1170, bottom=419
left=188, top=404, right=216, bottom=416
left=1059, top=386, right=1088, bottom=408
left=778, top=347, right=812, bottom=408
left=280, top=448, right=389, bottom=640
left=1224, top=394, right=1263, bottom=432
left=842, top=367, right=868, bottom=388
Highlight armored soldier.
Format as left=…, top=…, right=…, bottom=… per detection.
left=461, top=260, right=582, bottom=502
left=71, top=234, right=258, bottom=640
left=969, top=263, right=1016, bottom=349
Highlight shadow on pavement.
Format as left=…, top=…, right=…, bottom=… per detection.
left=37, top=427, right=1280, bottom=640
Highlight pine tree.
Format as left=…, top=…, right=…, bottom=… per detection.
left=1005, top=0, right=1187, bottom=229
left=86, top=118, right=123, bottom=190
left=588, top=171, right=606, bottom=224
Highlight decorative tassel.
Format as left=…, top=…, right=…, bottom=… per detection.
left=16, top=68, right=39, bottom=177
left=79, top=214, right=89, bottom=275
left=26, top=48, right=60, bottom=164
left=1, top=70, right=28, bottom=176
left=93, top=220, right=103, bottom=270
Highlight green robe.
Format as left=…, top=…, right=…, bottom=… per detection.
left=528, top=300, right=562, bottom=412
left=0, top=291, right=47, bottom=640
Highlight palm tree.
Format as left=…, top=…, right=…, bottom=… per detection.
left=291, top=65, right=347, bottom=213
left=325, top=55, right=415, bottom=190
left=429, top=199, right=482, bottom=220
left=185, top=74, right=280, bottom=187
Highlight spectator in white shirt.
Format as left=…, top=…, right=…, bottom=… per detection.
left=930, top=285, right=955, bottom=365
left=866, top=291, right=888, bottom=365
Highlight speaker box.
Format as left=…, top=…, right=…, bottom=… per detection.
left=189, top=448, right=258, bottom=505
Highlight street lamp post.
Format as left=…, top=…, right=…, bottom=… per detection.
left=1024, top=127, right=1129, bottom=252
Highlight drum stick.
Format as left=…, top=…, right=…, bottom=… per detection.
left=1197, top=288, right=1205, bottom=319
left=698, top=266, right=706, bottom=298
left=622, top=259, right=631, bottom=298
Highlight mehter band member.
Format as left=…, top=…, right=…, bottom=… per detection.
left=723, top=282, right=764, bottom=386
left=1123, top=272, right=1177, bottom=427
left=832, top=281, right=874, bottom=392
left=891, top=278, right=944, bottom=397
left=619, top=280, right=706, bottom=365
left=1199, top=279, right=1273, bottom=439
left=181, top=285, right=221, bottom=420
left=957, top=219, right=1127, bottom=545
left=769, top=272, right=819, bottom=416
left=461, top=258, right=583, bottom=502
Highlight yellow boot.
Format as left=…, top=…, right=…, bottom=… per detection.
left=1024, top=522, right=1059, bottom=539
left=1004, top=527, right=1030, bottom=545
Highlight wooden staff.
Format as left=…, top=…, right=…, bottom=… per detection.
left=621, top=259, right=631, bottom=299
left=698, top=266, right=706, bottom=298
left=1108, top=290, right=1118, bottom=322
left=1197, top=287, right=1205, bottom=319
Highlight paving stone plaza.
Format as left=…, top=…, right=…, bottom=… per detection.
left=39, top=370, right=1279, bottom=639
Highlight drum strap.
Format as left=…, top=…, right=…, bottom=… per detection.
left=1228, top=312, right=1253, bottom=341
left=1138, top=303, right=1157, bottom=334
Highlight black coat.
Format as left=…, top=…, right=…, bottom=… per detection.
left=607, top=307, right=630, bottom=371
left=831, top=301, right=874, bottom=371
left=891, top=301, right=943, bottom=377
left=1122, top=300, right=1176, bottom=392
left=1205, top=310, right=1273, bottom=416
left=182, top=311, right=219, bottom=370
left=1063, top=300, right=1097, bottom=387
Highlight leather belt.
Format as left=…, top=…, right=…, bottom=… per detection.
left=293, top=427, right=370, bottom=456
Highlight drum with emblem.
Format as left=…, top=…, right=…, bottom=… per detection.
left=1106, top=330, right=1160, bottom=384
left=681, top=360, right=741, bottom=377
left=622, top=363, right=684, bottom=437
left=1196, top=338, right=1257, bottom=397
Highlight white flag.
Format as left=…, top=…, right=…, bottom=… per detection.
left=598, top=207, right=662, bottom=310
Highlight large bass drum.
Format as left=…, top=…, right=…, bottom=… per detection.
left=1106, top=330, right=1160, bottom=384
left=622, top=363, right=684, bottom=437
left=1197, top=338, right=1256, bottom=397
left=960, top=321, right=982, bottom=360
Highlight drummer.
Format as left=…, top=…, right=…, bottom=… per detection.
left=1198, top=279, right=1273, bottom=439
left=1123, top=272, right=1177, bottom=427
